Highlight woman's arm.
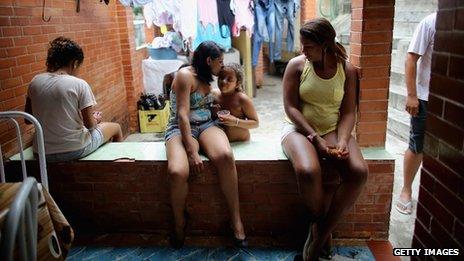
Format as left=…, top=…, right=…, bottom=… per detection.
left=283, top=56, right=318, bottom=137
left=81, top=106, right=99, bottom=130
left=173, top=69, right=197, bottom=154
left=336, top=61, right=358, bottom=145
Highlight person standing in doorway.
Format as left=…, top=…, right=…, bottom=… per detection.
left=397, top=12, right=436, bottom=215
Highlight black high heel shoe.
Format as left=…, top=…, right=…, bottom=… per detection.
left=169, top=211, right=189, bottom=249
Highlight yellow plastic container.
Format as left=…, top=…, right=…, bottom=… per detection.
left=138, top=101, right=170, bottom=133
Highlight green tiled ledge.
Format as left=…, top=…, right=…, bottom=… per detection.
left=10, top=140, right=394, bottom=162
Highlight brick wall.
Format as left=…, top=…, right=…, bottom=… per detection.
left=350, top=0, right=394, bottom=147
left=0, top=0, right=149, bottom=157
left=5, top=158, right=394, bottom=244
left=412, top=1, right=464, bottom=251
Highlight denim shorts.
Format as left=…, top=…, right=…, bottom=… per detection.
left=408, top=99, right=427, bottom=154
left=45, top=128, right=104, bottom=162
left=164, top=120, right=217, bottom=141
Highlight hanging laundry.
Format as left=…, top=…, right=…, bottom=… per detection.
left=172, top=0, right=197, bottom=47
left=198, top=0, right=220, bottom=28
left=273, top=0, right=300, bottom=60
left=193, top=22, right=232, bottom=51
left=143, top=1, right=176, bottom=28
left=231, top=0, right=254, bottom=37
left=216, top=0, right=235, bottom=38
left=252, top=0, right=276, bottom=66
left=118, top=0, right=151, bottom=7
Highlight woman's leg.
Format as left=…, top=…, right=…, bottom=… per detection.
left=282, top=132, right=325, bottom=260
left=310, top=133, right=368, bottom=259
left=98, top=122, right=123, bottom=142
left=282, top=132, right=324, bottom=218
left=198, top=126, right=246, bottom=240
left=166, top=135, right=197, bottom=239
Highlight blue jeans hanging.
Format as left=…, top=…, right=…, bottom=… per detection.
left=273, top=0, right=299, bottom=60
left=252, top=0, right=276, bottom=66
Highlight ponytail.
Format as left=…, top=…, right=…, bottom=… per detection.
left=334, top=42, right=347, bottom=62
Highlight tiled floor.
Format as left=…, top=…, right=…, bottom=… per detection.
left=67, top=245, right=376, bottom=260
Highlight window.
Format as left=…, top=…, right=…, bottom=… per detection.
left=133, top=7, right=146, bottom=49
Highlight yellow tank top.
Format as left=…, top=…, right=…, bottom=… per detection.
left=286, top=60, right=346, bottom=135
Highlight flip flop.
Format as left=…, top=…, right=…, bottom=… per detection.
left=396, top=199, right=413, bottom=215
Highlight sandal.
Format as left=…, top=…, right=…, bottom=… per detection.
left=320, top=233, right=333, bottom=260
left=396, top=199, right=413, bottom=215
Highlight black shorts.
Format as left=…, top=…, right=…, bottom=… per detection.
left=408, top=99, right=427, bottom=154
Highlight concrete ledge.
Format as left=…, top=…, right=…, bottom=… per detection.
left=7, top=141, right=395, bottom=246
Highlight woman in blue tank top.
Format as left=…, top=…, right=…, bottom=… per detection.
left=164, top=41, right=247, bottom=248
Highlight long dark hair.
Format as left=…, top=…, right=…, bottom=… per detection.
left=191, top=41, right=224, bottom=84
left=300, top=18, right=347, bottom=62
left=46, top=37, right=84, bottom=72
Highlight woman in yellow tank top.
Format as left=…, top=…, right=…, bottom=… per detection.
left=281, top=18, right=368, bottom=260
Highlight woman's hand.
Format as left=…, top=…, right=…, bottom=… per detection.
left=188, top=151, right=204, bottom=174
left=313, top=136, right=329, bottom=156
left=327, top=139, right=349, bottom=160
left=218, top=114, right=239, bottom=127
left=93, top=111, right=102, bottom=124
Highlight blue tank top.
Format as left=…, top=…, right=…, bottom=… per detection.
left=168, top=89, right=215, bottom=125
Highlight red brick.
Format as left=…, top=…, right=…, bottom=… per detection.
left=427, top=94, right=444, bottom=117
left=6, top=46, right=27, bottom=56
left=423, top=155, right=461, bottom=195
left=356, top=133, right=386, bottom=147
left=0, top=38, right=14, bottom=48
left=359, top=88, right=388, bottom=100
left=436, top=9, right=455, bottom=30
left=358, top=67, right=390, bottom=78
left=359, top=100, right=388, bottom=111
left=443, top=101, right=464, bottom=130
left=430, top=74, right=464, bottom=104
left=0, top=7, right=14, bottom=16
left=368, top=163, right=394, bottom=173
left=418, top=187, right=454, bottom=232
left=2, top=96, right=25, bottom=109
left=419, top=169, right=436, bottom=195
left=438, top=0, right=457, bottom=9
left=357, top=121, right=387, bottom=134
left=22, top=26, right=42, bottom=35
left=426, top=114, right=463, bottom=150
left=358, top=111, right=387, bottom=122
left=448, top=55, right=464, bottom=81
left=2, top=26, right=22, bottom=37
left=0, top=77, right=21, bottom=89
left=359, top=55, right=391, bottom=67
left=10, top=17, right=30, bottom=26
left=413, top=215, right=439, bottom=248
left=456, top=9, right=464, bottom=30
left=430, top=219, right=460, bottom=248
left=434, top=181, right=464, bottom=221
left=360, top=7, right=395, bottom=20
left=351, top=0, right=394, bottom=8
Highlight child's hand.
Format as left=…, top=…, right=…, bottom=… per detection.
left=93, top=111, right=102, bottom=124
left=218, top=114, right=239, bottom=127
